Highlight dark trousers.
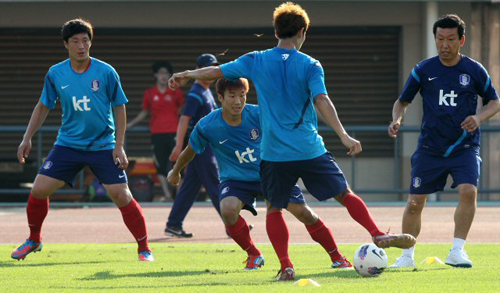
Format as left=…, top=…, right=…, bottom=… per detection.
left=167, top=147, right=221, bottom=229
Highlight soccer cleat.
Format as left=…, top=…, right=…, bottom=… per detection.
left=445, top=248, right=472, bottom=268
left=11, top=239, right=43, bottom=260
left=331, top=256, right=354, bottom=269
left=243, top=255, right=265, bottom=270
left=373, top=233, right=416, bottom=249
left=164, top=227, right=193, bottom=238
left=388, top=255, right=416, bottom=268
left=276, top=267, right=295, bottom=281
left=138, top=250, right=154, bottom=261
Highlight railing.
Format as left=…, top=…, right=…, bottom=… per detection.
left=1, top=125, right=500, bottom=200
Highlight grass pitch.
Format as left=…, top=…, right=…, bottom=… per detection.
left=1, top=243, right=499, bottom=292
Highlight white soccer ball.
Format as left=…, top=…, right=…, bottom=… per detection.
left=353, top=243, right=388, bottom=277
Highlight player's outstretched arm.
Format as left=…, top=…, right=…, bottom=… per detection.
left=461, top=99, right=500, bottom=133
left=314, top=94, right=362, bottom=156
left=389, top=100, right=410, bottom=138
left=113, top=105, right=129, bottom=170
left=169, top=66, right=223, bottom=90
left=18, top=102, right=51, bottom=163
left=127, top=110, right=148, bottom=129
left=167, top=144, right=196, bottom=186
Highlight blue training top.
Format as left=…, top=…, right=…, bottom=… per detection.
left=189, top=104, right=261, bottom=182
left=399, top=55, right=498, bottom=157
left=220, top=47, right=328, bottom=162
left=40, top=57, right=128, bottom=151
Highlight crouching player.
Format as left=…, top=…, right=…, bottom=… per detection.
left=168, top=78, right=352, bottom=272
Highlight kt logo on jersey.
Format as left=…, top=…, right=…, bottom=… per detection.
left=235, top=148, right=257, bottom=164
left=439, top=90, right=457, bottom=107
left=73, top=96, right=91, bottom=111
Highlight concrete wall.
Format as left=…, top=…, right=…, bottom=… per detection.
left=0, top=1, right=481, bottom=201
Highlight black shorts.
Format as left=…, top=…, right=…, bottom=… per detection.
left=151, top=133, right=176, bottom=176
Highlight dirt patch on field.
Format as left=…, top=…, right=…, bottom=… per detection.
left=1, top=205, right=499, bottom=245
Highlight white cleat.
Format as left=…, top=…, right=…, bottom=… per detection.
left=388, top=255, right=416, bottom=268
left=445, top=248, right=472, bottom=268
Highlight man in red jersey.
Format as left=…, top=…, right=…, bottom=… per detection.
left=128, top=61, right=184, bottom=200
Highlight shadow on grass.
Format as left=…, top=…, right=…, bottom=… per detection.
left=79, top=269, right=218, bottom=281
left=148, top=237, right=230, bottom=243
left=0, top=261, right=107, bottom=268
left=49, top=282, right=229, bottom=291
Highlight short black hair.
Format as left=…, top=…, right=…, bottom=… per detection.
left=433, top=14, right=466, bottom=39
left=215, top=78, right=249, bottom=97
left=61, top=18, right=93, bottom=42
left=152, top=61, right=173, bottom=75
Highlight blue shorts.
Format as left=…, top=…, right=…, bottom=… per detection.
left=39, top=145, right=127, bottom=187
left=261, top=152, right=348, bottom=208
left=219, top=180, right=305, bottom=215
left=410, top=149, right=481, bottom=194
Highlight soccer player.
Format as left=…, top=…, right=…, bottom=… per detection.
left=127, top=61, right=184, bottom=201
left=388, top=14, right=499, bottom=268
left=164, top=54, right=222, bottom=238
left=168, top=77, right=353, bottom=272
left=12, top=19, right=153, bottom=261
left=168, top=2, right=415, bottom=280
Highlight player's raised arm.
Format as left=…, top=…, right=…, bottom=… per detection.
left=113, top=104, right=129, bottom=170
left=388, top=100, right=410, bottom=138
left=18, top=101, right=51, bottom=163
left=167, top=143, right=196, bottom=186
left=169, top=66, right=223, bottom=90
left=314, top=94, right=362, bottom=156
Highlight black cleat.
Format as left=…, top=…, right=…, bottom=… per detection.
left=164, top=227, right=193, bottom=238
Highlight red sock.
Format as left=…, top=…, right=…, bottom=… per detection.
left=343, top=193, right=384, bottom=237
left=119, top=199, right=150, bottom=253
left=266, top=210, right=293, bottom=270
left=305, top=218, right=342, bottom=262
left=226, top=216, right=260, bottom=256
left=27, top=193, right=49, bottom=243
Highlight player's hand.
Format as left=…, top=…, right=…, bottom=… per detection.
left=167, top=169, right=181, bottom=186
left=113, top=146, right=129, bottom=170
left=168, top=71, right=190, bottom=90
left=388, top=121, right=401, bottom=138
left=461, top=115, right=481, bottom=133
left=169, top=146, right=182, bottom=162
left=17, top=139, right=32, bottom=164
left=340, top=134, right=362, bottom=156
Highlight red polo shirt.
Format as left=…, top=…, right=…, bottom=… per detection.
left=142, top=86, right=184, bottom=133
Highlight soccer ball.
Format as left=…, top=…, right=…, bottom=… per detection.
left=353, top=243, right=388, bottom=277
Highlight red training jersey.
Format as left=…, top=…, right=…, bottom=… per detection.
left=142, top=86, right=184, bottom=133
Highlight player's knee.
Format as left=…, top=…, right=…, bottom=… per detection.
left=459, top=185, right=477, bottom=203
left=31, top=186, right=51, bottom=198
left=221, top=206, right=239, bottom=225
left=289, top=204, right=317, bottom=225
left=406, top=197, right=426, bottom=214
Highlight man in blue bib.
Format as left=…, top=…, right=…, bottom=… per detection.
left=388, top=14, right=499, bottom=268
left=12, top=19, right=153, bottom=262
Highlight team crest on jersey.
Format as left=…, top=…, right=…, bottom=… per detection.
left=249, top=128, right=260, bottom=140
left=43, top=161, right=53, bottom=170
left=165, top=95, right=172, bottom=101
left=459, top=74, right=470, bottom=88
left=154, top=96, right=159, bottom=101
left=90, top=80, right=100, bottom=92
left=412, top=177, right=421, bottom=188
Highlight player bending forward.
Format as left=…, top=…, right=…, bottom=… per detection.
left=168, top=78, right=353, bottom=273
left=12, top=19, right=153, bottom=262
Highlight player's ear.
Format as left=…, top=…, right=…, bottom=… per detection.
left=63, top=41, right=68, bottom=49
left=274, top=30, right=279, bottom=40
left=459, top=35, right=465, bottom=47
left=217, top=94, right=224, bottom=103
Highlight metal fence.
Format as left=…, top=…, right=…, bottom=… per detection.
left=1, top=125, right=500, bottom=201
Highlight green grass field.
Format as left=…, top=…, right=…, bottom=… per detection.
left=1, top=243, right=499, bottom=292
